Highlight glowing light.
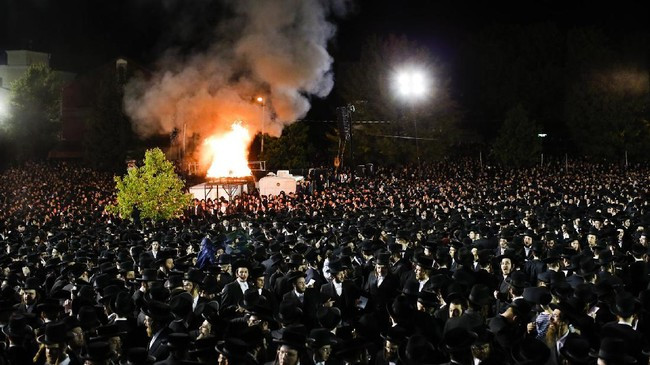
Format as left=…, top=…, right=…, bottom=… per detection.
left=256, top=97, right=264, bottom=103
left=394, top=68, right=429, bottom=99
left=205, top=122, right=253, bottom=178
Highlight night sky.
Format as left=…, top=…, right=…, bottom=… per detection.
left=2, top=0, right=649, bottom=122
left=2, top=0, right=649, bottom=69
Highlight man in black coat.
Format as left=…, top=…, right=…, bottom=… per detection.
left=220, top=260, right=252, bottom=310
left=320, top=259, right=361, bottom=323
left=600, top=291, right=648, bottom=365
left=143, top=300, right=173, bottom=361
left=363, top=252, right=399, bottom=315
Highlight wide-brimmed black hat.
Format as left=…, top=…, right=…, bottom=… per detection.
left=2, top=314, right=33, bottom=338
left=239, top=288, right=262, bottom=310
left=442, top=327, right=477, bottom=352
left=122, top=347, right=155, bottom=365
left=468, top=284, right=493, bottom=306
left=285, top=270, right=307, bottom=284
left=590, top=338, right=636, bottom=364
left=110, top=291, right=135, bottom=318
left=316, top=306, right=342, bottom=329
left=183, top=268, right=204, bottom=284
left=610, top=291, right=640, bottom=318
left=82, top=341, right=113, bottom=362
left=275, top=300, right=303, bottom=325
left=136, top=268, right=160, bottom=282
left=273, top=328, right=307, bottom=351
left=505, top=271, right=529, bottom=289
left=560, top=334, right=594, bottom=365
left=37, top=321, right=72, bottom=345
left=523, top=287, right=552, bottom=306
left=308, top=328, right=337, bottom=349
left=511, top=337, right=551, bottom=365
left=143, top=300, right=173, bottom=322
left=90, top=324, right=126, bottom=341
left=215, top=338, right=252, bottom=362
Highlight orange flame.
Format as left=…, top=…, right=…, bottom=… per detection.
left=205, top=122, right=253, bottom=178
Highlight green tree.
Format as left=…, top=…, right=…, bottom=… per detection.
left=107, top=148, right=192, bottom=220
left=261, top=122, right=312, bottom=169
left=5, top=63, right=63, bottom=161
left=84, top=68, right=134, bottom=171
left=492, top=105, right=542, bottom=167
left=337, top=34, right=462, bottom=165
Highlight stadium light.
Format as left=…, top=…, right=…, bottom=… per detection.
left=393, top=67, right=430, bottom=173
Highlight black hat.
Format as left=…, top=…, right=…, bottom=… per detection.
left=417, top=290, right=438, bottom=307
left=412, top=254, right=433, bottom=270
left=165, top=332, right=191, bottom=349
left=511, top=337, right=551, bottom=365
left=183, top=268, right=204, bottom=284
left=523, top=287, right=552, bottom=306
left=273, top=328, right=307, bottom=351
left=591, top=338, right=636, bottom=363
left=307, top=328, right=337, bottom=349
left=143, top=300, right=173, bottom=322
left=442, top=327, right=477, bottom=352
left=136, top=268, right=160, bottom=282
left=37, top=321, right=72, bottom=345
left=169, top=292, right=194, bottom=318
left=327, top=259, right=347, bottom=274
left=380, top=326, right=408, bottom=344
left=90, top=324, right=126, bottom=341
left=316, top=306, right=342, bottom=329
left=2, top=314, right=33, bottom=338
left=123, top=347, right=155, bottom=365
left=110, top=291, right=135, bottom=318
left=611, top=291, right=639, bottom=318
left=82, top=341, right=113, bottom=362
left=285, top=270, right=307, bottom=284
left=505, top=271, right=529, bottom=289
left=468, top=284, right=493, bottom=306
left=239, top=288, right=262, bottom=310
left=215, top=338, right=256, bottom=363
left=77, top=305, right=101, bottom=331
left=375, top=252, right=391, bottom=266
left=559, top=334, right=594, bottom=365
left=275, top=300, right=303, bottom=325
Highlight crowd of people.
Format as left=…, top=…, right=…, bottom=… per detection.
left=1, top=160, right=650, bottom=365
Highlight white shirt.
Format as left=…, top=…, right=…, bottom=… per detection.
left=377, top=275, right=385, bottom=287
left=149, top=328, right=165, bottom=349
left=238, top=280, right=249, bottom=293
left=294, top=290, right=304, bottom=302
left=193, top=295, right=200, bottom=311
left=334, top=281, right=343, bottom=296
left=419, top=278, right=429, bottom=292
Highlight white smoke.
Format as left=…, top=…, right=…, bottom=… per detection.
left=124, top=0, right=348, bottom=141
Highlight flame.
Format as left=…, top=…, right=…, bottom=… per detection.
left=205, top=122, right=253, bottom=178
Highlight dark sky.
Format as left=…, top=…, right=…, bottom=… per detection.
left=2, top=0, right=649, bottom=72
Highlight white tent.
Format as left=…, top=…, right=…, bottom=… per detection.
left=258, top=174, right=297, bottom=196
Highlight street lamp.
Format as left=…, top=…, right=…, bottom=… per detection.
left=393, top=67, right=430, bottom=172
left=537, top=133, right=547, bottom=166
left=256, top=96, right=265, bottom=154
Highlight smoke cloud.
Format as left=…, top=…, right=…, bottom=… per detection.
left=124, top=0, right=347, bottom=144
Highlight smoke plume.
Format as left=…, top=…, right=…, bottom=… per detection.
left=124, top=0, right=347, bottom=143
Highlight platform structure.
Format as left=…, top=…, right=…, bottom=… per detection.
left=192, top=176, right=255, bottom=201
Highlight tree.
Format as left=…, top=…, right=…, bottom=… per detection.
left=84, top=67, right=134, bottom=171
left=260, top=122, right=313, bottom=170
left=107, top=148, right=192, bottom=220
left=5, top=63, right=63, bottom=161
left=336, top=34, right=463, bottom=165
left=492, top=105, right=542, bottom=167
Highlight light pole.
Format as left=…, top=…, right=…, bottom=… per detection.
left=538, top=133, right=547, bottom=167
left=257, top=97, right=265, bottom=155
left=394, top=68, right=429, bottom=173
